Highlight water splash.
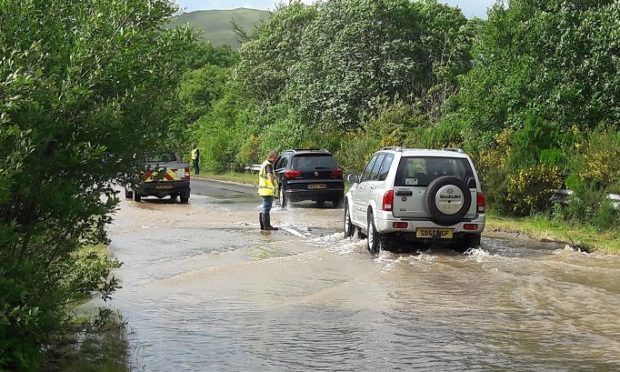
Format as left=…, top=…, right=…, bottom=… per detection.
left=464, top=247, right=493, bottom=263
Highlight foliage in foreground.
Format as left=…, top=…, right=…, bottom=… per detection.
left=0, top=0, right=193, bottom=368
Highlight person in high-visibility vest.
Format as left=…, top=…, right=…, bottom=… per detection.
left=191, top=145, right=200, bottom=175
left=258, top=150, right=279, bottom=231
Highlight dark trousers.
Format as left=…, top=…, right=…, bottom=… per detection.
left=192, top=159, right=199, bottom=175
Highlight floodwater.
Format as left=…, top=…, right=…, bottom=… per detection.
left=99, top=180, right=620, bottom=371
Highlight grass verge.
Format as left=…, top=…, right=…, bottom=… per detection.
left=486, top=211, right=620, bottom=254
left=195, top=171, right=256, bottom=185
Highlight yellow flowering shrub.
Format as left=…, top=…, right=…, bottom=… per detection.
left=505, top=164, right=564, bottom=215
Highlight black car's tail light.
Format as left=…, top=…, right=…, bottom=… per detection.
left=284, top=169, right=301, bottom=179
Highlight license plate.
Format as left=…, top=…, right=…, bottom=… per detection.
left=156, top=184, right=173, bottom=190
left=308, top=183, right=327, bottom=190
left=416, top=228, right=453, bottom=239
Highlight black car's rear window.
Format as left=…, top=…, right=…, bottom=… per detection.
left=292, top=154, right=337, bottom=171
left=395, top=157, right=474, bottom=187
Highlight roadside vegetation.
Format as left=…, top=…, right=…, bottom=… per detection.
left=2, top=0, right=619, bottom=369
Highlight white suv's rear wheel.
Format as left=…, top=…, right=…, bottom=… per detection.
left=367, top=211, right=385, bottom=255
left=344, top=201, right=354, bottom=238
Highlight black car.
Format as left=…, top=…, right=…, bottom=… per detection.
left=275, top=149, right=345, bottom=208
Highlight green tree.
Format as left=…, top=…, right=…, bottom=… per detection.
left=451, top=0, right=620, bottom=141
left=287, top=0, right=472, bottom=130
left=169, top=62, right=233, bottom=153
left=236, top=1, right=318, bottom=104
left=0, top=0, right=194, bottom=368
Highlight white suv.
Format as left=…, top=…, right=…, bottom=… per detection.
left=344, top=147, right=486, bottom=254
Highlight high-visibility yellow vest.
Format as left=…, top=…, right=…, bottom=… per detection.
left=258, top=160, right=277, bottom=197
left=191, top=148, right=199, bottom=160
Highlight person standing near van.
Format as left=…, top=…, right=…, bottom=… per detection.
left=258, top=150, right=279, bottom=231
left=191, top=145, right=200, bottom=175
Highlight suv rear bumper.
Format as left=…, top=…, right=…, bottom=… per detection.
left=374, top=210, right=486, bottom=235
left=137, top=180, right=190, bottom=197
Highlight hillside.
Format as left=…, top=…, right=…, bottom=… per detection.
left=170, top=8, right=269, bottom=48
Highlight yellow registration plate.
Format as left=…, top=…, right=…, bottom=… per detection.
left=416, top=228, right=453, bottom=239
left=308, top=184, right=327, bottom=190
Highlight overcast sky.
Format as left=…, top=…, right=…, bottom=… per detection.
left=176, top=0, right=496, bottom=19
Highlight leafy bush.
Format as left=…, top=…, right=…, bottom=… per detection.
left=559, top=185, right=620, bottom=231
left=593, top=199, right=620, bottom=231
left=558, top=127, right=620, bottom=229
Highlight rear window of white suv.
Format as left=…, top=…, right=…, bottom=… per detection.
left=395, top=157, right=474, bottom=187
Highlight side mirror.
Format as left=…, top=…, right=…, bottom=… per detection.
left=346, top=174, right=360, bottom=183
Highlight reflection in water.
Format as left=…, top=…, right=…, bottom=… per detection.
left=99, top=193, right=620, bottom=371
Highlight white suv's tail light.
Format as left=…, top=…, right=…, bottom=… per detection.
left=477, top=192, right=486, bottom=213
left=382, top=190, right=394, bottom=211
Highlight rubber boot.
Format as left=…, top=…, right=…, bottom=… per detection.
left=264, top=213, right=278, bottom=231
left=259, top=213, right=264, bottom=230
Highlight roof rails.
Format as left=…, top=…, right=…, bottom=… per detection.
left=381, top=146, right=402, bottom=152
left=284, top=148, right=330, bottom=153
left=442, top=148, right=465, bottom=153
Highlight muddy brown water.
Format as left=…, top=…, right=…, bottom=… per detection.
left=93, top=180, right=620, bottom=371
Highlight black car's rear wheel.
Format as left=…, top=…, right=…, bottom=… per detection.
left=279, top=187, right=288, bottom=208
left=332, top=195, right=344, bottom=208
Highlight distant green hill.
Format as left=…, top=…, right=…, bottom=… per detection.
left=170, top=8, right=269, bottom=48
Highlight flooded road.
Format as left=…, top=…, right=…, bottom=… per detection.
left=103, top=179, right=620, bottom=370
